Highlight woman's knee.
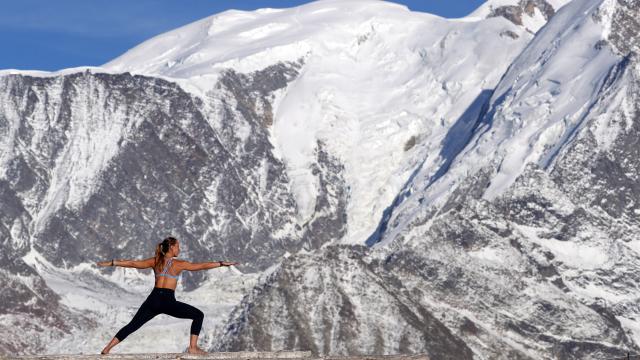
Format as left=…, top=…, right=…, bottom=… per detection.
left=190, top=308, right=204, bottom=336
left=195, top=308, right=204, bottom=320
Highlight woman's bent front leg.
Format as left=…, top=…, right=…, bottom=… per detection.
left=164, top=300, right=205, bottom=353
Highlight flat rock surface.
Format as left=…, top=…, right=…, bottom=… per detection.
left=5, top=351, right=429, bottom=360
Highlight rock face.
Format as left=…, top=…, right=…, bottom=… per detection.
left=216, top=246, right=473, bottom=360
left=470, top=0, right=572, bottom=33
left=606, top=0, right=640, bottom=56
left=0, top=59, right=355, bottom=274
left=0, top=63, right=336, bottom=276
left=0, top=63, right=347, bottom=352
left=489, top=0, right=556, bottom=27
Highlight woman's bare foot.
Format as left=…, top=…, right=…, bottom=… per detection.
left=187, top=346, right=208, bottom=354
left=101, top=337, right=119, bottom=355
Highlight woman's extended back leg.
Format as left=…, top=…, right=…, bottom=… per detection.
left=114, top=301, right=159, bottom=342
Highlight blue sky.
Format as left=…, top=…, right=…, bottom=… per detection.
left=1, top=0, right=486, bottom=71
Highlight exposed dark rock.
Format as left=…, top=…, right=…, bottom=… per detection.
left=403, top=136, right=416, bottom=152
left=491, top=5, right=525, bottom=26
left=301, top=141, right=348, bottom=250
left=606, top=0, right=640, bottom=57
left=500, top=30, right=520, bottom=39
left=216, top=245, right=474, bottom=359
left=489, top=0, right=556, bottom=28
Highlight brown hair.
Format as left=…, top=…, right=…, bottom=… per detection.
left=154, top=236, right=178, bottom=272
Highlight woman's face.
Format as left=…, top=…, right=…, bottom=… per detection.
left=171, top=242, right=180, bottom=256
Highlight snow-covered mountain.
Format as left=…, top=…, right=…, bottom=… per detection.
left=103, top=0, right=537, bottom=245
left=211, top=0, right=640, bottom=359
left=3, top=0, right=638, bottom=358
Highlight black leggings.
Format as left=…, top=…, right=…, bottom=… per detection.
left=115, top=287, right=204, bottom=341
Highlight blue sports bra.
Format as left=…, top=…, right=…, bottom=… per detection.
left=155, top=257, right=180, bottom=280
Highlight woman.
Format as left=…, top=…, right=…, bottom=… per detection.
left=96, top=236, right=238, bottom=355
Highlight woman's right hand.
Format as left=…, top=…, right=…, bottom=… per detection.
left=96, top=260, right=112, bottom=267
left=221, top=261, right=239, bottom=267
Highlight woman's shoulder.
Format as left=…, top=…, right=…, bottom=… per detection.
left=171, top=258, right=187, bottom=267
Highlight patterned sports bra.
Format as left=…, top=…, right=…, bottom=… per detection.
left=155, top=257, right=180, bottom=280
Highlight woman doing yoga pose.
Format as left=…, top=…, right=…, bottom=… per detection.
left=97, top=236, right=238, bottom=355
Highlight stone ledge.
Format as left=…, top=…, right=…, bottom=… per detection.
left=5, top=351, right=429, bottom=360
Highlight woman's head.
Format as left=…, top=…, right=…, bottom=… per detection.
left=154, top=236, right=179, bottom=271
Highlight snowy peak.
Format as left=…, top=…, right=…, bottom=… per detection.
left=104, top=0, right=552, bottom=81
left=469, top=0, right=572, bottom=33
left=104, top=0, right=419, bottom=78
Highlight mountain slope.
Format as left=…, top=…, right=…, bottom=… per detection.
left=0, top=64, right=346, bottom=353
left=375, top=0, right=630, bottom=244
left=214, top=0, right=640, bottom=358
left=216, top=245, right=475, bottom=359
left=103, top=0, right=535, bottom=244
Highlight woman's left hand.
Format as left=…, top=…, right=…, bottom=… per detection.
left=96, top=260, right=112, bottom=267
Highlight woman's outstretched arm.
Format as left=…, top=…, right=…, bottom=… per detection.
left=177, top=260, right=239, bottom=272
left=96, top=257, right=155, bottom=269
